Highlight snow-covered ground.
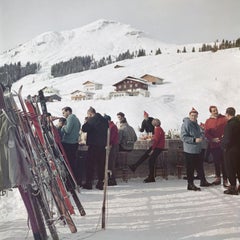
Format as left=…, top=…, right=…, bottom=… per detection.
left=1, top=176, right=240, bottom=240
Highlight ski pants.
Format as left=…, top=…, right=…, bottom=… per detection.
left=184, top=152, right=204, bottom=185
left=211, top=147, right=227, bottom=180
left=86, top=145, right=106, bottom=184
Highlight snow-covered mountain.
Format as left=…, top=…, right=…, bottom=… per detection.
left=0, top=19, right=174, bottom=65
left=1, top=19, right=240, bottom=133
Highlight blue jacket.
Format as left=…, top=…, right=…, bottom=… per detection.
left=61, top=114, right=81, bottom=144
left=180, top=117, right=203, bottom=154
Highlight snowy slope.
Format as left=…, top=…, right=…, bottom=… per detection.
left=11, top=47, right=240, bottom=133
left=0, top=19, right=174, bottom=65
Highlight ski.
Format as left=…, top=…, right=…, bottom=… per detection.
left=16, top=86, right=77, bottom=233
left=38, top=89, right=86, bottom=216
left=0, top=84, right=49, bottom=240
left=21, top=90, right=77, bottom=233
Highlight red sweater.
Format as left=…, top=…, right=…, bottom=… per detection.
left=109, top=121, right=119, bottom=145
left=204, top=114, right=227, bottom=148
left=152, top=126, right=165, bottom=149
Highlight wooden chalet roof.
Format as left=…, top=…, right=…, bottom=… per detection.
left=140, top=74, right=164, bottom=81
left=82, top=81, right=102, bottom=85
left=113, top=76, right=148, bottom=86
left=82, top=81, right=94, bottom=85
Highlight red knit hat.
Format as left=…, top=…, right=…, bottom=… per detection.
left=189, top=107, right=198, bottom=115
left=144, top=111, right=149, bottom=117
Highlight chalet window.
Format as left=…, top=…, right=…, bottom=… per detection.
left=130, top=84, right=132, bottom=88
left=135, top=83, right=138, bottom=87
left=124, top=84, right=126, bottom=89
left=119, top=85, right=122, bottom=89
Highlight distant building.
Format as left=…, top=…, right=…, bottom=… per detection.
left=113, top=76, right=148, bottom=92
left=71, top=90, right=94, bottom=101
left=140, top=74, right=164, bottom=85
left=82, top=81, right=103, bottom=91
left=39, top=86, right=61, bottom=102
left=114, top=64, right=124, bottom=68
left=40, top=86, right=60, bottom=95
left=110, top=76, right=150, bottom=98
left=45, top=94, right=62, bottom=102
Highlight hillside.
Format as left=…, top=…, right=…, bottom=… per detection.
left=11, top=47, right=240, bottom=133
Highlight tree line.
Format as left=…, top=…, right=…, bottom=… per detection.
left=178, top=38, right=240, bottom=53
left=1, top=37, right=239, bottom=83
left=0, top=62, right=40, bottom=87
left=51, top=48, right=162, bottom=78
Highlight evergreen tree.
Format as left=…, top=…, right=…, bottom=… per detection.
left=155, top=48, right=162, bottom=55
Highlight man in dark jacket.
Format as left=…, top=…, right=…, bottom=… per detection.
left=222, top=107, right=240, bottom=195
left=139, top=111, right=154, bottom=134
left=82, top=107, right=108, bottom=190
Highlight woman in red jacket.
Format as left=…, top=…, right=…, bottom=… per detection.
left=128, top=118, right=165, bottom=183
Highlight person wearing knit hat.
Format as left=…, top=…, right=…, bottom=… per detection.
left=139, top=111, right=154, bottom=134
left=180, top=108, right=212, bottom=191
left=144, top=111, right=149, bottom=118
left=189, top=107, right=198, bottom=115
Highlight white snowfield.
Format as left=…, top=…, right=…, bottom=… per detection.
left=0, top=177, right=239, bottom=240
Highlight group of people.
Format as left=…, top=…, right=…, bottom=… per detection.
left=54, top=105, right=240, bottom=195
left=181, top=106, right=240, bottom=195
left=55, top=107, right=142, bottom=190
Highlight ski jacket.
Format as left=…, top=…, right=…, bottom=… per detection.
left=82, top=113, right=108, bottom=147
left=140, top=117, right=154, bottom=134
left=204, top=114, right=227, bottom=149
left=180, top=117, right=203, bottom=154
left=222, top=117, right=240, bottom=152
left=151, top=126, right=165, bottom=149
left=0, top=110, right=32, bottom=190
left=118, top=123, right=137, bottom=151
left=61, top=114, right=81, bottom=144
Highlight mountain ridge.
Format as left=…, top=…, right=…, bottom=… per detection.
left=0, top=19, right=173, bottom=66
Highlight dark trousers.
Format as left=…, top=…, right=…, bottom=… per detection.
left=225, top=149, right=240, bottom=186
left=148, top=148, right=162, bottom=177
left=86, top=145, right=106, bottom=184
left=62, top=142, right=79, bottom=179
left=184, top=152, right=204, bottom=185
left=134, top=147, right=152, bottom=167
left=134, top=147, right=162, bottom=177
left=211, top=147, right=227, bottom=179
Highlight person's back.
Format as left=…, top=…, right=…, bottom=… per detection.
left=223, top=116, right=240, bottom=151
left=119, top=121, right=137, bottom=151
left=82, top=112, right=108, bottom=147
left=81, top=107, right=108, bottom=190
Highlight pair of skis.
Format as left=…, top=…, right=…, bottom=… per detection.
left=0, top=84, right=86, bottom=239
left=18, top=87, right=86, bottom=228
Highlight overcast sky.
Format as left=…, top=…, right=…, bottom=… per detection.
left=0, top=0, right=239, bottom=53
